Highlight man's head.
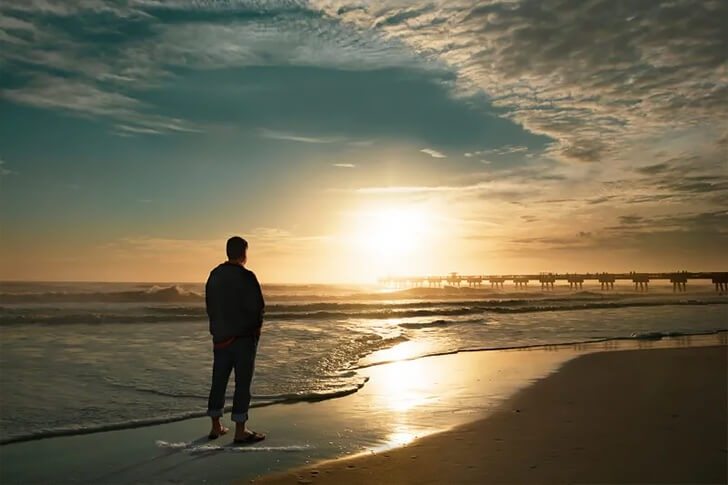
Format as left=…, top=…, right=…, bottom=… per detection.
left=226, top=236, right=248, bottom=264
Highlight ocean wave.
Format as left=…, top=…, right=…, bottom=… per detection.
left=271, top=307, right=481, bottom=321
left=103, top=378, right=370, bottom=404
left=354, top=329, right=728, bottom=369
left=2, top=299, right=726, bottom=325
left=0, top=285, right=202, bottom=304
left=0, top=313, right=206, bottom=325
left=155, top=440, right=310, bottom=452
left=2, top=282, right=710, bottom=306
left=628, top=331, right=692, bottom=340
left=0, top=381, right=370, bottom=446
left=0, top=411, right=211, bottom=446
left=485, top=300, right=728, bottom=314
left=399, top=318, right=486, bottom=329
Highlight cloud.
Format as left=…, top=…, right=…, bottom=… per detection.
left=1, top=74, right=199, bottom=134
left=619, top=215, right=644, bottom=225
left=623, top=153, right=728, bottom=205
left=332, top=163, right=356, bottom=168
left=0, top=158, right=15, bottom=176
left=4, top=0, right=726, bottom=159
left=635, top=163, right=671, bottom=175
left=420, top=148, right=446, bottom=158
left=2, top=75, right=140, bottom=118
left=315, top=0, right=728, bottom=163
left=0, top=0, right=433, bottom=135
left=352, top=170, right=559, bottom=201
left=259, top=128, right=341, bottom=144
left=504, top=210, right=728, bottom=260
left=462, top=145, right=531, bottom=162
left=480, top=145, right=529, bottom=157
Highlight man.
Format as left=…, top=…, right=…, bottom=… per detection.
left=205, top=236, right=265, bottom=443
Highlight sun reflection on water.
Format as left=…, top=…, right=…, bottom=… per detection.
left=365, top=353, right=446, bottom=451
left=370, top=348, right=443, bottom=412
left=361, top=340, right=433, bottom=367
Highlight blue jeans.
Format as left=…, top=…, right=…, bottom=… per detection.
left=206, top=336, right=258, bottom=423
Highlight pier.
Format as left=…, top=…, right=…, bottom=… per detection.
left=379, top=271, right=728, bottom=293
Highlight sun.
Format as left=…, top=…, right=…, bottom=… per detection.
left=351, top=205, right=432, bottom=270
left=368, top=208, right=426, bottom=254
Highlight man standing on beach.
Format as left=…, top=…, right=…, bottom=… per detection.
left=205, top=236, right=266, bottom=443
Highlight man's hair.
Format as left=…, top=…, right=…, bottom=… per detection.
left=226, top=236, right=248, bottom=260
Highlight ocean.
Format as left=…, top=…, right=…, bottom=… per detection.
left=0, top=281, right=726, bottom=446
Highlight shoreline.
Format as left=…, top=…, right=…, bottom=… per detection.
left=1, top=329, right=725, bottom=447
left=256, top=345, right=728, bottom=484
left=0, top=339, right=580, bottom=484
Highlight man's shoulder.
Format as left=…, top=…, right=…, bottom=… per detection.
left=241, top=267, right=259, bottom=281
left=208, top=263, right=227, bottom=276
left=207, top=263, right=241, bottom=280
left=207, top=263, right=258, bottom=284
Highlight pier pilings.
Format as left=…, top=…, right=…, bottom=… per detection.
left=538, top=274, right=556, bottom=290
left=566, top=275, right=584, bottom=290
left=669, top=272, right=689, bottom=292
left=379, top=272, right=727, bottom=293
left=489, top=278, right=505, bottom=288
left=712, top=274, right=728, bottom=293
left=513, top=277, right=529, bottom=289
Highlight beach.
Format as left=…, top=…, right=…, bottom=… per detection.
left=0, top=282, right=726, bottom=484
left=257, top=344, right=728, bottom=484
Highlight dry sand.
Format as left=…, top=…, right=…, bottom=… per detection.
left=255, top=345, right=727, bottom=484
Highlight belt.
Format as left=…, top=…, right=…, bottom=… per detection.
left=213, top=337, right=237, bottom=349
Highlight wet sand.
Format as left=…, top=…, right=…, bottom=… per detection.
left=256, top=345, right=728, bottom=484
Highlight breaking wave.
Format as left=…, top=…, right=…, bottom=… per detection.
left=2, top=298, right=725, bottom=325
left=398, top=317, right=486, bottom=329
left=354, top=329, right=728, bottom=369
left=0, top=381, right=369, bottom=446
left=0, top=285, right=202, bottom=304
left=155, top=440, right=310, bottom=452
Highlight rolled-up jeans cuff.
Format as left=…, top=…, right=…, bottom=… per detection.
left=207, top=408, right=223, bottom=418
left=231, top=412, right=248, bottom=423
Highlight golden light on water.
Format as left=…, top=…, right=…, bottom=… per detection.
left=380, top=360, right=433, bottom=412
left=365, top=355, right=435, bottom=452
left=378, top=428, right=418, bottom=452
left=362, top=340, right=432, bottom=365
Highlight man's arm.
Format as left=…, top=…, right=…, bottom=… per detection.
left=251, top=272, right=264, bottom=337
left=252, top=272, right=264, bottom=324
left=205, top=276, right=214, bottom=320
left=205, top=273, right=219, bottom=337
left=241, top=270, right=265, bottom=336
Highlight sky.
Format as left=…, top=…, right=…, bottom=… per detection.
left=0, top=0, right=726, bottom=283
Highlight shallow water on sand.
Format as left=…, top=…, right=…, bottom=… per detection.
left=0, top=333, right=724, bottom=485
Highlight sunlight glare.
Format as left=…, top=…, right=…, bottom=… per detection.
left=365, top=207, right=427, bottom=255
left=375, top=359, right=433, bottom=412
left=350, top=204, right=436, bottom=277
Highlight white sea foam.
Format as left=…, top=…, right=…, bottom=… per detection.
left=155, top=440, right=310, bottom=452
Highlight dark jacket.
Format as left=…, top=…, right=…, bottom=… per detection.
left=205, top=262, right=264, bottom=342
